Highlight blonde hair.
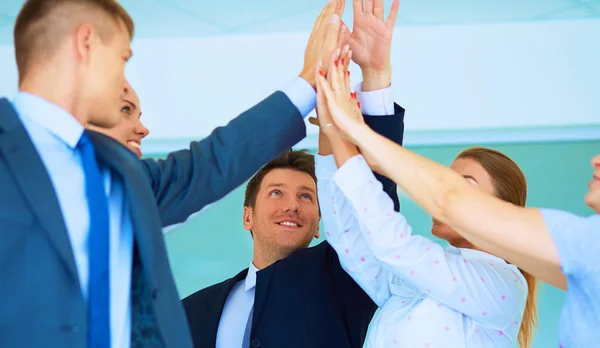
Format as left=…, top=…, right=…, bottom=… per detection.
left=456, top=146, right=538, bottom=348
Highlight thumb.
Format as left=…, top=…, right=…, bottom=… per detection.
left=338, top=22, right=351, bottom=47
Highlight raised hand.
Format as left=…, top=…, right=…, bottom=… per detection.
left=344, top=0, right=399, bottom=90
left=300, top=0, right=346, bottom=89
left=310, top=44, right=354, bottom=136
left=315, top=47, right=366, bottom=145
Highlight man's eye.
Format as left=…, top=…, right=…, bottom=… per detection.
left=121, top=106, right=131, bottom=114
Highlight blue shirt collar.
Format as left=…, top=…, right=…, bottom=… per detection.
left=12, top=92, right=84, bottom=149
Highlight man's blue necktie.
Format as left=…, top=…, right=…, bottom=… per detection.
left=78, top=132, right=110, bottom=347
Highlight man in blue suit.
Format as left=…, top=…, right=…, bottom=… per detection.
left=0, top=0, right=345, bottom=347
left=182, top=1, right=403, bottom=347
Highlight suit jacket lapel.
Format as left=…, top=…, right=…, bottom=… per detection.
left=87, top=130, right=162, bottom=290
left=0, top=98, right=79, bottom=281
left=204, top=269, right=248, bottom=347
left=254, top=265, right=275, bottom=325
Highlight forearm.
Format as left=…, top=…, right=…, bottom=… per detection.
left=353, top=125, right=566, bottom=288
left=329, top=135, right=360, bottom=168
left=354, top=125, right=453, bottom=219
left=316, top=154, right=390, bottom=306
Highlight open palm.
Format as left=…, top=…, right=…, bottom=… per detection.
left=346, top=0, right=399, bottom=71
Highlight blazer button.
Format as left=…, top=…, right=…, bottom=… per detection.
left=152, top=289, right=158, bottom=300
left=251, top=339, right=260, bottom=347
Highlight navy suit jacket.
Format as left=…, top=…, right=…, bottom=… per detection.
left=182, top=105, right=405, bottom=348
left=0, top=91, right=306, bottom=348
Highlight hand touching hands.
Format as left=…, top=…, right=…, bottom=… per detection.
left=315, top=47, right=367, bottom=145
left=300, top=0, right=346, bottom=89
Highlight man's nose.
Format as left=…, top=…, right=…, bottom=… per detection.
left=283, top=196, right=300, bottom=212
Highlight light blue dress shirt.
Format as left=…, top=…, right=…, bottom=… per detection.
left=13, top=92, right=134, bottom=348
left=11, top=78, right=322, bottom=347
left=541, top=209, right=600, bottom=348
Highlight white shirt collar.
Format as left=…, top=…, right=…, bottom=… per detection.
left=244, top=262, right=259, bottom=292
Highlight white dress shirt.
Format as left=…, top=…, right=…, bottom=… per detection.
left=215, top=81, right=395, bottom=348
left=316, top=154, right=529, bottom=348
left=11, top=77, right=318, bottom=348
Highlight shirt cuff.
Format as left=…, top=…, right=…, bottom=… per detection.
left=355, top=82, right=395, bottom=116
left=279, top=77, right=317, bottom=118
left=315, top=154, right=338, bottom=181
left=333, top=154, right=375, bottom=192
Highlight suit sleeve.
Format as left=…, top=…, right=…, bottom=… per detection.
left=328, top=105, right=405, bottom=346
left=141, top=91, right=307, bottom=227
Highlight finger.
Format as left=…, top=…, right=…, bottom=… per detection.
left=316, top=71, right=337, bottom=113
left=342, top=44, right=351, bottom=75
left=340, top=46, right=352, bottom=97
left=316, top=61, right=334, bottom=127
left=365, top=0, right=374, bottom=14
left=385, top=0, right=400, bottom=31
left=328, top=48, right=343, bottom=98
left=337, top=0, right=346, bottom=17
left=338, top=22, right=351, bottom=47
left=373, top=0, right=385, bottom=20
left=353, top=0, right=364, bottom=14
left=313, top=1, right=337, bottom=37
left=323, top=13, right=341, bottom=59
left=317, top=73, right=345, bottom=128
left=353, top=97, right=363, bottom=118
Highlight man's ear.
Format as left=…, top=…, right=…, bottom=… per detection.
left=74, top=23, right=96, bottom=66
left=243, top=206, right=254, bottom=231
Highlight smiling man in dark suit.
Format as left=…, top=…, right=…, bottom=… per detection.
left=182, top=1, right=403, bottom=347
left=0, top=0, right=345, bottom=347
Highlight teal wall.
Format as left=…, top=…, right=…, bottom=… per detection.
left=159, top=139, right=599, bottom=347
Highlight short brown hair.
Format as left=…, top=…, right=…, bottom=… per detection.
left=456, top=147, right=538, bottom=348
left=244, top=149, right=316, bottom=208
left=14, top=0, right=134, bottom=82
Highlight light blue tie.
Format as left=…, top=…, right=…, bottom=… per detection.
left=242, top=305, right=254, bottom=348
left=78, top=132, right=111, bottom=348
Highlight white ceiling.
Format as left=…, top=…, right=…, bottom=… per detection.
left=1, top=0, right=599, bottom=44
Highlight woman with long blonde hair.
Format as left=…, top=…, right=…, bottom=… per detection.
left=317, top=45, right=598, bottom=346
left=315, top=48, right=537, bottom=347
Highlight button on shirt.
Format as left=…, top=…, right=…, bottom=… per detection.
left=215, top=82, right=395, bottom=348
